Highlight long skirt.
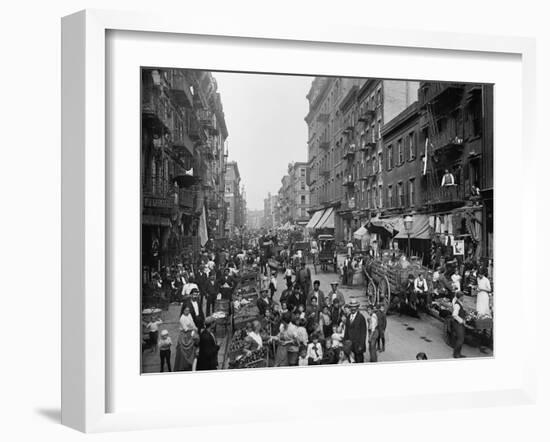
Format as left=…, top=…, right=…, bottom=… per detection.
left=274, top=343, right=289, bottom=367
left=174, top=330, right=196, bottom=371
left=476, top=291, right=491, bottom=317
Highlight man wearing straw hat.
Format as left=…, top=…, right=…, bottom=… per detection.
left=344, top=298, right=367, bottom=363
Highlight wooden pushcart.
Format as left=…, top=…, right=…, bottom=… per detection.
left=363, top=253, right=433, bottom=309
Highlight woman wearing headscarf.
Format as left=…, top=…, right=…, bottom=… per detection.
left=174, top=304, right=198, bottom=371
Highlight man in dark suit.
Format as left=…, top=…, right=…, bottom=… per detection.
left=344, top=298, right=367, bottom=363
left=204, top=273, right=219, bottom=316
left=183, top=288, right=205, bottom=331
left=196, top=317, right=219, bottom=370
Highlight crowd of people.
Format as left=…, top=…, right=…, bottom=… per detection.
left=249, top=274, right=388, bottom=366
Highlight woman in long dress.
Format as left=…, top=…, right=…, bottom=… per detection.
left=274, top=315, right=293, bottom=367
left=174, top=305, right=198, bottom=371
left=476, top=271, right=492, bottom=317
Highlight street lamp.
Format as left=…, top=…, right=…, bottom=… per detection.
left=403, top=214, right=413, bottom=256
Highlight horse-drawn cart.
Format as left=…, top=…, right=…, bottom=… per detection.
left=363, top=252, right=433, bottom=308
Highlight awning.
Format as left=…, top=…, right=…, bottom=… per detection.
left=393, top=214, right=433, bottom=240
left=305, top=209, right=326, bottom=229
left=353, top=225, right=368, bottom=239
left=367, top=216, right=399, bottom=235
left=317, top=207, right=335, bottom=229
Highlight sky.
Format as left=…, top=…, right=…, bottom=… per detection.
left=213, top=71, right=313, bottom=211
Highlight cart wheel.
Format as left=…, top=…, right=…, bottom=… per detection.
left=377, top=276, right=391, bottom=308
left=366, top=280, right=377, bottom=305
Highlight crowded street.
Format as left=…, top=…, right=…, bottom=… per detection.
left=141, top=69, right=493, bottom=374
left=142, top=252, right=492, bottom=374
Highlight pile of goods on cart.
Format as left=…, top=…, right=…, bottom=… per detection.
left=431, top=294, right=493, bottom=349
left=364, top=251, right=433, bottom=308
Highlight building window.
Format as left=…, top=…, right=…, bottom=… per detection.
left=300, top=168, right=306, bottom=177
left=397, top=139, right=403, bottom=165
left=301, top=195, right=306, bottom=204
left=387, top=145, right=393, bottom=170
left=377, top=119, right=382, bottom=139
left=378, top=185, right=383, bottom=208
left=408, top=132, right=416, bottom=160
left=397, top=182, right=404, bottom=207
left=387, top=185, right=393, bottom=208
left=409, top=178, right=415, bottom=206
left=378, top=153, right=383, bottom=172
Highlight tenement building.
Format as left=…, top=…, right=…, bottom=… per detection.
left=141, top=68, right=229, bottom=282
left=224, top=161, right=246, bottom=237
left=305, top=77, right=419, bottom=241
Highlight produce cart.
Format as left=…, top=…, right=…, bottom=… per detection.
left=433, top=297, right=493, bottom=350
left=363, top=252, right=433, bottom=309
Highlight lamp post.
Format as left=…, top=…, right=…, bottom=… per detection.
left=403, top=215, right=413, bottom=256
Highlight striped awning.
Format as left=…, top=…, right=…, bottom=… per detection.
left=305, top=209, right=326, bottom=229
left=316, top=207, right=335, bottom=229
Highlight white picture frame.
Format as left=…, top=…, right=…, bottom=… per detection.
left=61, top=9, right=537, bottom=433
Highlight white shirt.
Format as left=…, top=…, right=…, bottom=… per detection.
left=146, top=320, right=162, bottom=332
left=349, top=312, right=358, bottom=323
left=247, top=331, right=263, bottom=349
left=369, top=313, right=378, bottom=333
left=414, top=277, right=428, bottom=292
left=307, top=342, right=323, bottom=361
left=179, top=313, right=197, bottom=332
left=441, top=173, right=455, bottom=186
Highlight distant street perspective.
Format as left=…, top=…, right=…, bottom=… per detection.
left=141, top=69, right=494, bottom=374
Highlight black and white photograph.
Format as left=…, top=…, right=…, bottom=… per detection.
left=140, top=68, right=494, bottom=374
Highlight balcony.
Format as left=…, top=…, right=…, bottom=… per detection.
left=419, top=82, right=464, bottom=108
left=319, top=139, right=330, bottom=150
left=358, top=108, right=376, bottom=123
left=172, top=132, right=195, bottom=156
left=431, top=133, right=465, bottom=154
left=340, top=198, right=356, bottom=211
left=343, top=144, right=356, bottom=160
left=170, top=72, right=194, bottom=108
left=319, top=167, right=330, bottom=178
left=343, top=175, right=355, bottom=187
left=424, top=184, right=465, bottom=205
left=197, top=110, right=216, bottom=131
left=189, top=116, right=207, bottom=142
left=316, top=113, right=330, bottom=123
left=142, top=92, right=172, bottom=132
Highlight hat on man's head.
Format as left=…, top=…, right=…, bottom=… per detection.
left=330, top=281, right=339, bottom=286
left=348, top=298, right=360, bottom=308
left=160, top=330, right=169, bottom=337
left=205, top=316, right=216, bottom=326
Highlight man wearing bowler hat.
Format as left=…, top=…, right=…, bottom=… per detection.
left=344, top=298, right=367, bottom=363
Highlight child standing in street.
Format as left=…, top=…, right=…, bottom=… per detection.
left=159, top=329, right=172, bottom=372
left=145, top=315, right=163, bottom=353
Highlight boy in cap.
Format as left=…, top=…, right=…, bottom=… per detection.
left=158, top=329, right=172, bottom=372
